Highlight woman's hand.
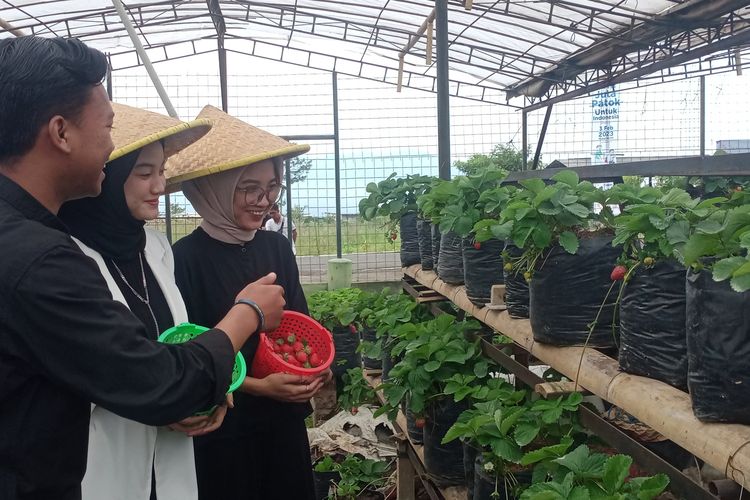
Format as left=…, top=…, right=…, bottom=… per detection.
left=168, top=393, right=234, bottom=436
left=255, top=373, right=325, bottom=403
left=311, top=369, right=333, bottom=397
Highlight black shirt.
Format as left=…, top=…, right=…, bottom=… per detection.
left=173, top=227, right=310, bottom=437
left=0, top=175, right=235, bottom=500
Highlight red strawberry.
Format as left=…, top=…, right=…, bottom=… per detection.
left=415, top=417, right=426, bottom=429
left=349, top=324, right=357, bottom=334
left=351, top=407, right=358, bottom=415
left=610, top=265, right=627, bottom=281
left=272, top=343, right=282, bottom=353
left=287, top=356, right=301, bottom=367
left=293, top=341, right=304, bottom=352
left=473, top=241, right=481, bottom=250
left=296, top=351, right=308, bottom=363
left=281, top=343, right=293, bottom=354
left=390, top=231, right=397, bottom=241
left=309, top=353, right=322, bottom=367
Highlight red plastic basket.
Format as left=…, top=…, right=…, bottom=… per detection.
left=251, top=310, right=335, bottom=378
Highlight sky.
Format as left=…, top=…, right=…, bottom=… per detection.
left=110, top=50, right=750, bottom=217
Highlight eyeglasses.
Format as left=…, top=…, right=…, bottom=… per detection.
left=235, top=183, right=286, bottom=205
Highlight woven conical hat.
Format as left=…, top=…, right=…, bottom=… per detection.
left=165, top=105, right=310, bottom=192
left=109, top=102, right=212, bottom=162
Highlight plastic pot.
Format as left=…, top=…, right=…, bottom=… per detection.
left=423, top=398, right=469, bottom=488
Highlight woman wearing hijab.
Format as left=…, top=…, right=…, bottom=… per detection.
left=166, top=105, right=329, bottom=500
left=58, top=103, right=225, bottom=500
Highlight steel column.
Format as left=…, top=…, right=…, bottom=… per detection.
left=522, top=109, right=528, bottom=170
left=436, top=0, right=451, bottom=180
left=332, top=72, right=343, bottom=259
left=700, top=75, right=706, bottom=157
left=285, top=159, right=293, bottom=243
left=533, top=105, right=553, bottom=169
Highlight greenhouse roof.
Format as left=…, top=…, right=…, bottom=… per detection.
left=2, top=1, right=750, bottom=107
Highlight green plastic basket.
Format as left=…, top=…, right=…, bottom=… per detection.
left=159, top=323, right=246, bottom=395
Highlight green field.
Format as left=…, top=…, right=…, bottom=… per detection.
left=147, top=216, right=400, bottom=256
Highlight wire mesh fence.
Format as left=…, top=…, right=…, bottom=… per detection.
left=111, top=54, right=750, bottom=284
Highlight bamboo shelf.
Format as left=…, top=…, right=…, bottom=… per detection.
left=403, top=264, right=750, bottom=491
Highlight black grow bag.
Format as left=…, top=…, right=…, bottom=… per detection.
left=431, top=223, right=442, bottom=270
left=463, top=238, right=505, bottom=307
left=332, top=326, right=361, bottom=379
left=503, top=242, right=529, bottom=319
left=361, top=328, right=381, bottom=370
left=313, top=469, right=340, bottom=500
left=437, top=231, right=464, bottom=285
left=381, top=349, right=402, bottom=383
left=424, top=398, right=469, bottom=488
left=529, top=235, right=621, bottom=348
left=687, top=269, right=750, bottom=423
left=462, top=440, right=479, bottom=500
left=473, top=456, right=532, bottom=500
left=417, top=218, right=434, bottom=270
left=619, top=260, right=687, bottom=391
left=399, top=212, right=421, bottom=267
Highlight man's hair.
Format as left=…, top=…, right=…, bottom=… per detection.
left=0, top=36, right=108, bottom=164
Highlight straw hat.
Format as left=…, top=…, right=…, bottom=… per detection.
left=109, top=102, right=212, bottom=162
left=165, top=105, right=310, bottom=192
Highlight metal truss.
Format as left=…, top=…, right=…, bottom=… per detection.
left=3, top=0, right=750, bottom=109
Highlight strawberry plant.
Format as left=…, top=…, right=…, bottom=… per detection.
left=681, top=199, right=750, bottom=291
left=443, top=391, right=585, bottom=499
left=327, top=455, right=392, bottom=499
left=358, top=292, right=430, bottom=362
left=610, top=185, right=726, bottom=267
left=438, top=169, right=509, bottom=238
left=473, top=170, right=613, bottom=276
left=359, top=173, right=433, bottom=235
left=375, top=315, right=493, bottom=419
left=308, top=288, right=364, bottom=331
left=520, top=445, right=669, bottom=500
left=339, top=367, right=378, bottom=413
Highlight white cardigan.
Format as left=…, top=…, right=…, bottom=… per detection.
left=74, top=229, right=197, bottom=500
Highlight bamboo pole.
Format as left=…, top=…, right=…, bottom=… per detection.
left=403, top=264, right=750, bottom=489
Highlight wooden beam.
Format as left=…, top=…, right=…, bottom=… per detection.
left=0, top=17, right=26, bottom=37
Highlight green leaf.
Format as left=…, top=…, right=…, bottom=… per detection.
left=665, top=220, right=690, bottom=245
left=683, top=233, right=719, bottom=266
left=490, top=437, right=523, bottom=463
left=712, top=256, right=747, bottom=281
left=633, top=474, right=670, bottom=500
left=500, top=406, right=526, bottom=435
left=533, top=224, right=553, bottom=249
left=602, top=455, right=631, bottom=494
left=441, top=422, right=471, bottom=444
left=514, top=422, right=541, bottom=446
left=521, top=178, right=546, bottom=194
left=473, top=359, right=489, bottom=378
left=520, top=438, right=574, bottom=466
left=423, top=360, right=441, bottom=372
left=558, top=231, right=579, bottom=254
left=695, top=218, right=724, bottom=235
left=564, top=203, right=590, bottom=219
left=552, top=170, right=579, bottom=187
left=569, top=486, right=591, bottom=500
left=740, top=231, right=750, bottom=250
left=730, top=273, right=750, bottom=293
left=542, top=405, right=564, bottom=424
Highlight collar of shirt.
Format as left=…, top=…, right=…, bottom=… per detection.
left=0, top=173, right=68, bottom=232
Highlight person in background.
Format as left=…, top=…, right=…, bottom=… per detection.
left=264, top=202, right=297, bottom=254
left=58, top=103, right=222, bottom=500
left=167, top=105, right=329, bottom=500
left=0, top=36, right=284, bottom=500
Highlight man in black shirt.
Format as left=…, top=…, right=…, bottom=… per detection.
left=0, top=37, right=286, bottom=500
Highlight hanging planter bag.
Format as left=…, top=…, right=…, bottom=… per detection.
left=687, top=269, right=750, bottom=423
left=463, top=238, right=505, bottom=307
left=331, top=326, right=361, bottom=379
left=473, top=455, right=532, bottom=500
left=416, top=218, right=434, bottom=270
left=437, top=231, right=464, bottom=285
left=462, top=440, right=479, bottom=500
left=529, top=234, right=621, bottom=348
left=619, top=260, right=688, bottom=391
left=423, top=397, right=469, bottom=488
left=399, top=212, right=421, bottom=267
left=503, top=242, right=529, bottom=319
left=404, top=401, right=424, bottom=445
left=431, top=223, right=442, bottom=270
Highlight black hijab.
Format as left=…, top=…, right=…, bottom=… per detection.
left=59, top=149, right=146, bottom=260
